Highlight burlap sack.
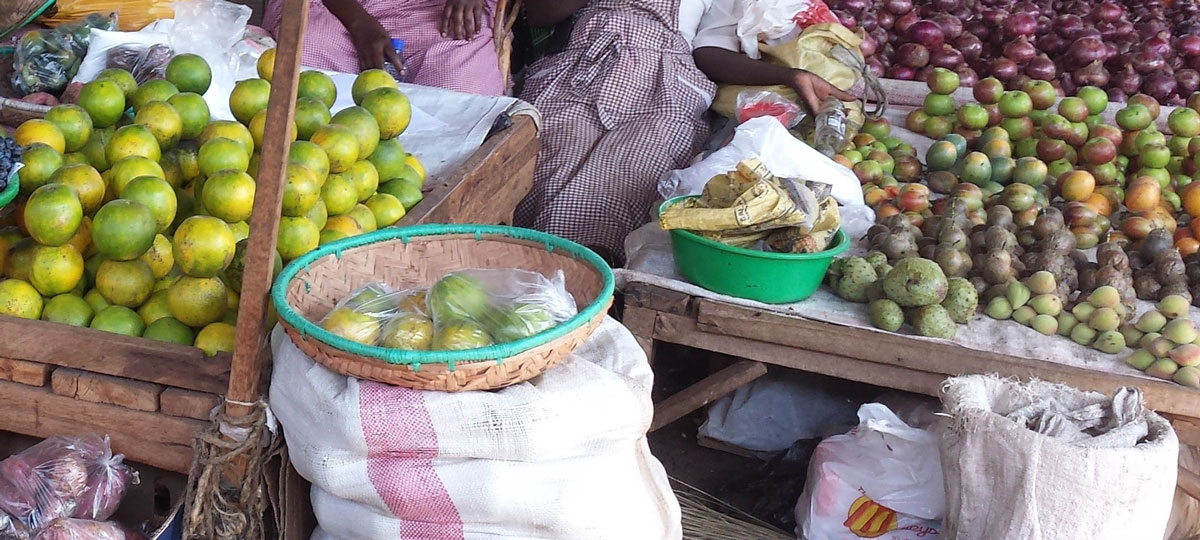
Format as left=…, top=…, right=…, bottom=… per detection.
left=939, top=375, right=1178, bottom=540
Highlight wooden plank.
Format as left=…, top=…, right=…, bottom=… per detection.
left=651, top=360, right=767, bottom=431
left=282, top=461, right=317, bottom=540
left=161, top=388, right=221, bottom=421
left=1168, top=415, right=1200, bottom=448
left=623, top=281, right=693, bottom=314
left=228, top=0, right=310, bottom=416
left=697, top=434, right=763, bottom=459
left=1181, top=467, right=1200, bottom=503
left=0, top=380, right=202, bottom=473
left=0, top=315, right=229, bottom=394
left=0, top=357, right=51, bottom=386
left=51, top=368, right=163, bottom=412
left=650, top=310, right=947, bottom=396
left=693, top=299, right=1200, bottom=418
left=622, top=306, right=659, bottom=364
left=398, top=115, right=539, bottom=227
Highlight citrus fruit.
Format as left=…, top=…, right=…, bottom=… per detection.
left=200, top=121, right=254, bottom=155
left=0, top=279, right=43, bottom=319
left=42, top=293, right=93, bottom=327
left=247, top=153, right=261, bottom=179
left=138, top=289, right=173, bottom=325
left=378, top=178, right=423, bottom=210
left=159, top=150, right=184, bottom=188
left=18, top=143, right=64, bottom=195
left=90, top=305, right=144, bottom=336
left=343, top=160, right=379, bottom=202
left=289, top=140, right=330, bottom=185
left=351, top=69, right=398, bottom=105
left=321, top=172, right=359, bottom=215
left=294, top=97, right=331, bottom=141
left=83, top=288, right=109, bottom=313
left=4, top=239, right=34, bottom=281
left=319, top=228, right=349, bottom=245
left=93, top=199, right=157, bottom=260
left=228, top=221, right=249, bottom=242
left=173, top=216, right=236, bottom=278
left=44, top=105, right=93, bottom=152
left=81, top=127, right=114, bottom=171
left=154, top=273, right=180, bottom=292
left=0, top=237, right=9, bottom=275
left=368, top=138, right=408, bottom=182
left=195, top=322, right=235, bottom=355
left=225, top=287, right=239, bottom=310
left=61, top=152, right=88, bottom=167
left=257, top=48, right=276, bottom=81
left=121, top=176, right=177, bottom=232
left=83, top=251, right=104, bottom=284
left=248, top=109, right=297, bottom=151
left=77, top=79, right=126, bottom=128
left=322, top=214, right=364, bottom=238
left=305, top=198, right=328, bottom=230
left=30, top=244, right=84, bottom=296
left=331, top=106, right=380, bottom=158
left=175, top=141, right=201, bottom=183
left=166, top=92, right=210, bottom=141
left=222, top=239, right=282, bottom=292
left=106, top=124, right=161, bottom=164
left=198, top=137, right=250, bottom=177
left=404, top=155, right=425, bottom=182
left=276, top=216, right=319, bottom=261
left=50, top=163, right=105, bottom=214
left=282, top=164, right=320, bottom=216
left=365, top=193, right=406, bottom=228
left=361, top=87, right=411, bottom=139
left=25, top=184, right=83, bottom=247
left=134, top=100, right=183, bottom=150
left=15, top=119, right=66, bottom=153
left=96, top=68, right=138, bottom=99
left=165, top=53, right=212, bottom=95
left=168, top=275, right=227, bottom=327
left=201, top=170, right=256, bottom=223
left=229, top=78, right=271, bottom=125
left=143, top=317, right=195, bottom=345
left=131, top=79, right=180, bottom=111
left=140, top=233, right=174, bottom=279
left=95, top=258, right=154, bottom=307
left=298, top=70, right=337, bottom=108
left=108, top=156, right=165, bottom=196
left=347, top=204, right=378, bottom=233
left=311, top=124, right=359, bottom=174
left=65, top=217, right=92, bottom=255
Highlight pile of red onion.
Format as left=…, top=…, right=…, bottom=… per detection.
left=827, top=0, right=1200, bottom=104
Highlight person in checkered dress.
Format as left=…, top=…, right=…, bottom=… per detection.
left=517, top=0, right=854, bottom=266
left=263, top=0, right=506, bottom=96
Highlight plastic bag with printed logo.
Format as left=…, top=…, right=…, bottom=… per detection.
left=794, top=403, right=944, bottom=540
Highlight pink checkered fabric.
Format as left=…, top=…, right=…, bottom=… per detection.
left=263, top=0, right=505, bottom=96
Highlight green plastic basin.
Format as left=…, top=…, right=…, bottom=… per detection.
left=659, top=196, right=851, bottom=304
left=1, top=166, right=19, bottom=209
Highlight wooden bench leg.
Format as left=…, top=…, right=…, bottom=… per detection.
left=650, top=360, right=768, bottom=432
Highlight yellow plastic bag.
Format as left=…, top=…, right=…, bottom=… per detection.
left=42, top=0, right=174, bottom=32
left=659, top=159, right=810, bottom=233
left=711, top=23, right=873, bottom=129
left=766, top=198, right=841, bottom=253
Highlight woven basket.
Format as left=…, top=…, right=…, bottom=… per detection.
left=0, top=0, right=53, bottom=42
left=273, top=225, right=615, bottom=392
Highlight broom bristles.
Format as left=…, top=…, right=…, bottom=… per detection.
left=672, top=477, right=794, bottom=540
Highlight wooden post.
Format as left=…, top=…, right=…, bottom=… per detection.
left=227, top=0, right=309, bottom=418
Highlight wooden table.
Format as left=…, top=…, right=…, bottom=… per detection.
left=0, top=115, right=539, bottom=474
left=620, top=280, right=1200, bottom=501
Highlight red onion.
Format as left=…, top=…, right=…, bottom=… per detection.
left=992, top=57, right=1020, bottom=81
left=883, top=0, right=912, bottom=15
left=834, top=10, right=857, bottom=28
left=1070, top=37, right=1107, bottom=68
left=878, top=11, right=895, bottom=30
left=1061, top=74, right=1078, bottom=96
left=908, top=20, right=945, bottom=49
left=931, top=45, right=965, bottom=69
left=955, top=34, right=983, bottom=60
left=1093, top=2, right=1123, bottom=22
left=859, top=12, right=878, bottom=31
left=1038, top=33, right=1069, bottom=55
left=1102, top=43, right=1118, bottom=62
left=933, top=14, right=963, bottom=39
left=1179, top=35, right=1200, bottom=58
left=1192, top=56, right=1200, bottom=72
left=1004, top=37, right=1037, bottom=63
left=965, top=21, right=990, bottom=41
left=1098, top=22, right=1120, bottom=41
left=1107, top=87, right=1128, bottom=102
left=898, top=43, right=930, bottom=68
left=867, top=58, right=886, bottom=77
left=860, top=35, right=878, bottom=57
left=955, top=65, right=979, bottom=86
left=1053, top=14, right=1084, bottom=37
left=886, top=65, right=917, bottom=80
left=951, top=5, right=971, bottom=20
left=1004, top=12, right=1038, bottom=38
left=983, top=9, right=1007, bottom=27
left=1026, top=55, right=1057, bottom=80
left=1145, top=32, right=1174, bottom=57
left=915, top=65, right=935, bottom=82
left=1036, top=16, right=1052, bottom=35
left=1074, top=60, right=1110, bottom=87
left=1130, top=50, right=1167, bottom=73
left=841, top=0, right=870, bottom=11
left=1143, top=72, right=1178, bottom=102
left=895, top=11, right=920, bottom=34
left=934, top=0, right=959, bottom=11
left=1178, top=69, right=1200, bottom=95
left=1073, top=28, right=1102, bottom=42
left=1113, top=64, right=1143, bottom=94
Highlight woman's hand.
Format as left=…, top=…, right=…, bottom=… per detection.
left=787, top=69, right=857, bottom=113
left=323, top=0, right=403, bottom=71
left=440, top=0, right=486, bottom=40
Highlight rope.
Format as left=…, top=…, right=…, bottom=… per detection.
left=182, top=399, right=280, bottom=540
left=831, top=44, right=887, bottom=120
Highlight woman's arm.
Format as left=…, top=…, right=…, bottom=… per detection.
left=692, top=45, right=856, bottom=112
left=322, top=0, right=404, bottom=71
left=524, top=0, right=589, bottom=28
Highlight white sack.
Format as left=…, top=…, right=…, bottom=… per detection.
left=939, top=375, right=1179, bottom=540
left=269, top=318, right=681, bottom=540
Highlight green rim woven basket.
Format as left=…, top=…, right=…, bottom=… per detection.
left=273, top=224, right=615, bottom=391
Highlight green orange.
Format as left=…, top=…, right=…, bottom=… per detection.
left=92, top=199, right=157, bottom=260
left=167, top=92, right=211, bottom=141
left=44, top=104, right=93, bottom=152
left=173, top=216, right=236, bottom=278
left=229, top=78, right=271, bottom=125
left=298, top=70, right=337, bottom=109
left=134, top=100, right=183, bottom=150
left=201, top=170, right=256, bottom=223
left=95, top=258, right=155, bottom=307
left=106, top=124, right=161, bottom=164
left=121, top=176, right=178, bottom=232
left=30, top=244, right=84, bottom=296
left=25, top=184, right=83, bottom=247
left=351, top=69, right=398, bottom=105
left=276, top=216, right=319, bottom=261
left=131, top=79, right=180, bottom=111
left=165, top=53, right=212, bottom=95
left=77, top=79, right=127, bottom=128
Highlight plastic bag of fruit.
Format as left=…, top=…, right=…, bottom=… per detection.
left=33, top=518, right=145, bottom=540
left=11, top=13, right=117, bottom=95
left=736, top=90, right=803, bottom=128
left=426, top=269, right=577, bottom=349
left=70, top=441, right=136, bottom=521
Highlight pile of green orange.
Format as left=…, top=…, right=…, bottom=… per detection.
left=0, top=51, right=425, bottom=355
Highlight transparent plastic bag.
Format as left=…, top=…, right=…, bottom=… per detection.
left=72, top=28, right=170, bottom=85
left=11, top=13, right=118, bottom=95
left=0, top=435, right=136, bottom=538
left=318, top=283, right=400, bottom=346
left=33, top=519, right=142, bottom=540
left=736, top=90, right=803, bottom=128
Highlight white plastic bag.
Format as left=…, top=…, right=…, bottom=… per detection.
left=167, top=0, right=251, bottom=121
left=73, top=29, right=171, bottom=85
left=657, top=116, right=869, bottom=239
left=795, top=403, right=944, bottom=540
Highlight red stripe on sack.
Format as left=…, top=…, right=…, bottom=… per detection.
left=360, top=381, right=464, bottom=539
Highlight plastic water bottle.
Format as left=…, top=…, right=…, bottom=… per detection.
left=383, top=38, right=408, bottom=82
left=812, top=96, right=848, bottom=158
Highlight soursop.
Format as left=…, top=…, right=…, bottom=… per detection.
left=913, top=304, right=957, bottom=339
left=870, top=299, right=904, bottom=332
left=882, top=258, right=949, bottom=307
left=835, top=257, right=877, bottom=303
left=942, top=277, right=979, bottom=324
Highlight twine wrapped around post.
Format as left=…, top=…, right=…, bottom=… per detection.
left=182, top=400, right=279, bottom=540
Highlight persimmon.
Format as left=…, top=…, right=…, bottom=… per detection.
left=1177, top=237, right=1200, bottom=257
left=1181, top=181, right=1200, bottom=217
left=1124, top=176, right=1161, bottom=213
left=1083, top=192, right=1113, bottom=216
left=1058, top=170, right=1096, bottom=202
